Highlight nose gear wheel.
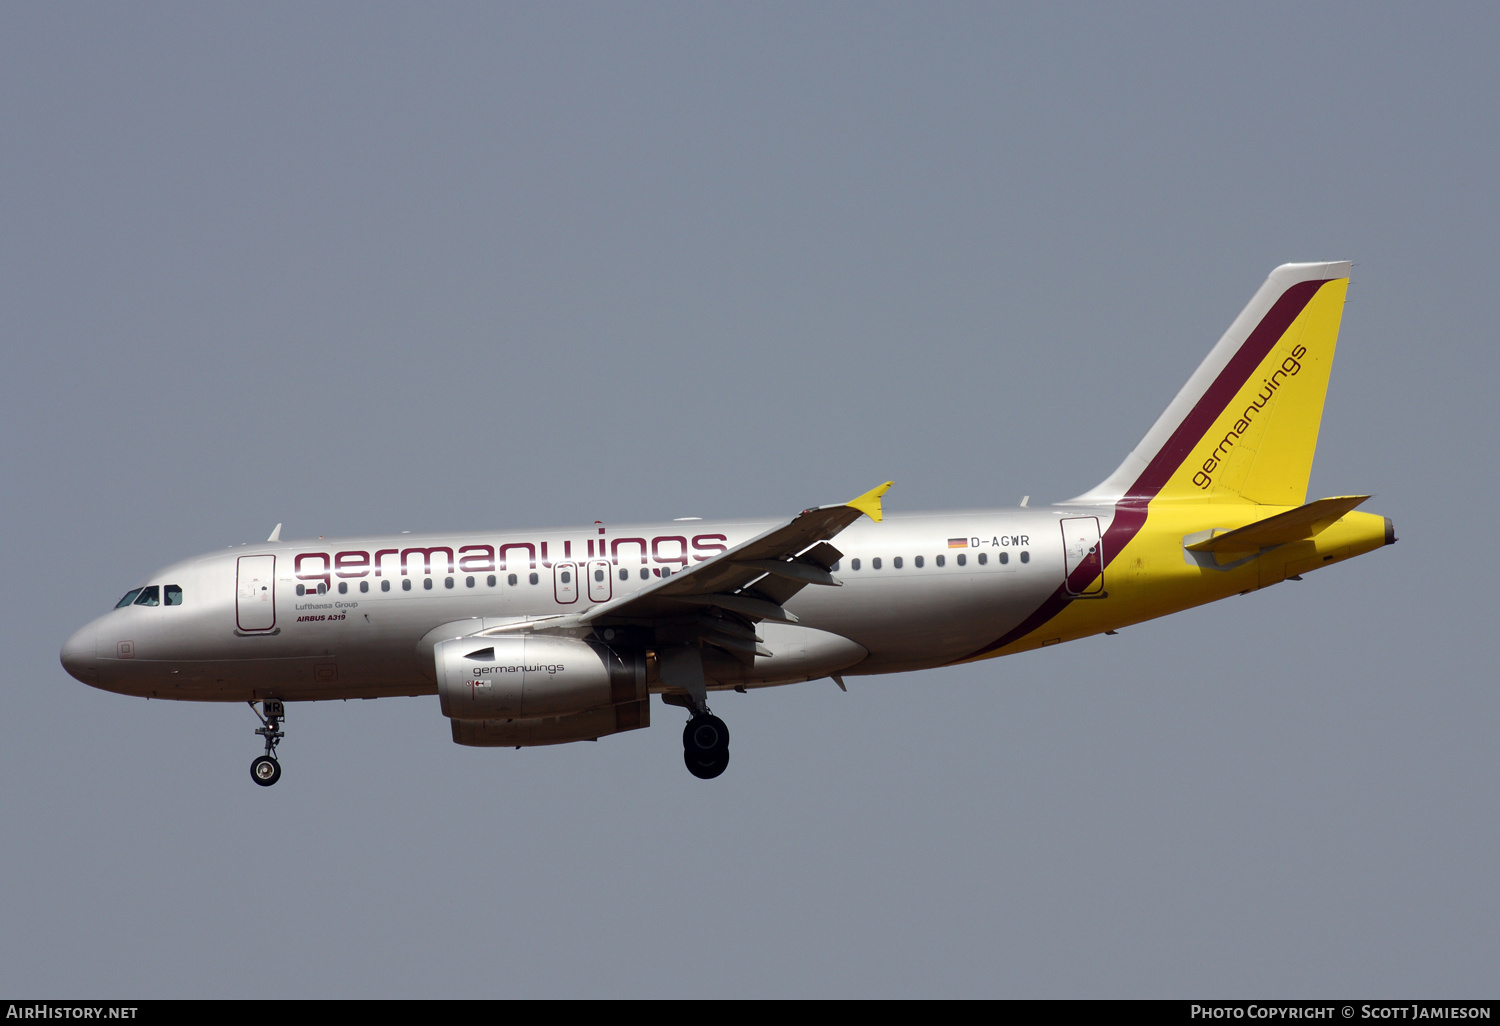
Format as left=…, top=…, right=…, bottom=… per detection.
left=251, top=755, right=281, bottom=786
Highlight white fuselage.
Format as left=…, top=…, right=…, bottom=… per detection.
left=62, top=508, right=1085, bottom=703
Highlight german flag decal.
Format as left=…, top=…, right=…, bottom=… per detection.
left=947, top=538, right=968, bottom=549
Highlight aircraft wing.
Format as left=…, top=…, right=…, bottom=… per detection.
left=580, top=482, right=892, bottom=628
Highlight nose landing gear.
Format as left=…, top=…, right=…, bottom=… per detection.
left=248, top=700, right=284, bottom=787
left=683, top=712, right=730, bottom=780
left=251, top=754, right=281, bottom=786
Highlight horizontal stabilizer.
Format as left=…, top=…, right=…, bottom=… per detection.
left=1186, top=495, right=1370, bottom=553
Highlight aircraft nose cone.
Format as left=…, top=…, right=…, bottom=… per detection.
left=60, top=626, right=98, bottom=684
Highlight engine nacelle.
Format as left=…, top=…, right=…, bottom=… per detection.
left=436, top=633, right=647, bottom=721
left=450, top=700, right=650, bottom=747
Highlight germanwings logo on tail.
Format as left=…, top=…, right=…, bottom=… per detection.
left=960, top=262, right=1355, bottom=662
left=1069, top=262, right=1352, bottom=510
left=1191, top=344, right=1308, bottom=491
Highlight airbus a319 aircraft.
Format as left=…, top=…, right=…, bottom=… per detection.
left=61, top=262, right=1394, bottom=783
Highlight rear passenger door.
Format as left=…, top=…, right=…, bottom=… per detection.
left=1060, top=518, right=1104, bottom=596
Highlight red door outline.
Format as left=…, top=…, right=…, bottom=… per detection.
left=553, top=562, right=579, bottom=604
left=586, top=559, right=612, bottom=603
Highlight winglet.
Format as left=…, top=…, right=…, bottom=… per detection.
left=846, top=481, right=894, bottom=523
left=267, top=523, right=282, bottom=543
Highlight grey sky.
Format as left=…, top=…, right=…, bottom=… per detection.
left=2, top=3, right=1495, bottom=997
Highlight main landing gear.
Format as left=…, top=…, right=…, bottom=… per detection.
left=248, top=700, right=284, bottom=787
left=659, top=648, right=731, bottom=780
left=683, top=712, right=730, bottom=780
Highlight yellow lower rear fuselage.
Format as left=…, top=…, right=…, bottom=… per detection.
left=981, top=504, right=1391, bottom=659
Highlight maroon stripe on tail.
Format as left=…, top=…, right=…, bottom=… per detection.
left=1122, top=279, right=1328, bottom=500
left=952, top=279, right=1330, bottom=663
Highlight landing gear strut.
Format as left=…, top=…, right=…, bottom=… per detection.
left=248, top=700, right=284, bottom=786
left=659, top=647, right=731, bottom=779
left=683, top=712, right=730, bottom=780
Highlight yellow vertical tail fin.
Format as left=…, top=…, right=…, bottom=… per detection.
left=1071, top=262, right=1352, bottom=507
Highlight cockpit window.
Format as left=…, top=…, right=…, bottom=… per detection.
left=164, top=584, right=183, bottom=606
left=115, top=589, right=142, bottom=608
left=134, top=585, right=160, bottom=607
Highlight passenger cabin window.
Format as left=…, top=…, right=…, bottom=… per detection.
left=338, top=582, right=348, bottom=594
left=618, top=568, right=628, bottom=581
left=639, top=568, right=649, bottom=580
left=999, top=551, right=1009, bottom=564
left=423, top=578, right=433, bottom=590
left=978, top=552, right=988, bottom=565
left=402, top=579, right=412, bottom=591
left=936, top=554, right=946, bottom=567
left=134, top=586, right=160, bottom=606
left=116, top=589, right=142, bottom=608
left=487, top=575, right=496, bottom=587
left=872, top=557, right=882, bottom=570
left=1020, top=551, right=1030, bottom=563
left=466, top=576, right=475, bottom=588
left=957, top=554, right=967, bottom=566
left=893, top=556, right=903, bottom=569
left=851, top=558, right=861, bottom=571
left=914, top=555, right=924, bottom=568
left=528, top=573, right=539, bottom=585
left=830, top=561, right=840, bottom=571
left=381, top=580, right=391, bottom=592
left=361, top=581, right=370, bottom=592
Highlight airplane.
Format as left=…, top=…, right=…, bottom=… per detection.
left=60, top=261, right=1395, bottom=783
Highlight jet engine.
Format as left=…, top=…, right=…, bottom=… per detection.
left=435, top=633, right=647, bottom=728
